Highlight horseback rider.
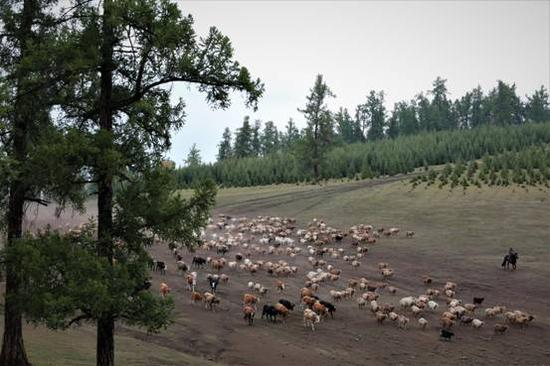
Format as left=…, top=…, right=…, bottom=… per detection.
left=508, top=247, right=518, bottom=258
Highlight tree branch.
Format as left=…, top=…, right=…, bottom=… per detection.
left=67, top=313, right=91, bottom=327
left=24, top=197, right=51, bottom=206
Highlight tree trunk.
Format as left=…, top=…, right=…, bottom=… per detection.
left=0, top=1, right=37, bottom=365
left=96, top=1, right=115, bottom=365
left=96, top=317, right=114, bottom=366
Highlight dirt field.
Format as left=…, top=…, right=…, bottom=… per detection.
left=6, top=177, right=550, bottom=366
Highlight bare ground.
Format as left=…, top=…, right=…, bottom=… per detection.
left=9, top=177, right=550, bottom=366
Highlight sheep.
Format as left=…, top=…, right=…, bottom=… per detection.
left=399, top=296, right=416, bottom=308
left=370, top=300, right=380, bottom=313
left=472, top=319, right=484, bottom=329
left=351, top=260, right=361, bottom=269
left=375, top=311, right=387, bottom=325
left=204, top=292, right=219, bottom=311
left=357, top=297, right=366, bottom=309
left=397, top=315, right=409, bottom=329
left=381, top=268, right=394, bottom=279
left=159, top=283, right=170, bottom=298
left=441, top=317, right=455, bottom=329
left=494, top=324, right=509, bottom=334
left=388, top=312, right=399, bottom=321
left=418, top=317, right=428, bottom=330
left=428, top=300, right=439, bottom=311
left=303, top=309, right=321, bottom=331
left=191, top=291, right=203, bottom=305
left=243, top=293, right=259, bottom=307
left=243, top=305, right=255, bottom=325
left=387, top=286, right=397, bottom=295
left=406, top=231, right=415, bottom=238
left=444, top=281, right=457, bottom=291
left=411, top=305, right=423, bottom=317
left=275, top=280, right=285, bottom=293
left=422, top=275, right=433, bottom=285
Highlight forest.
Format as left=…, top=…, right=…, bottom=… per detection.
left=175, top=76, right=550, bottom=187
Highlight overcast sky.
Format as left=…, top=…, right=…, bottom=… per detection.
left=168, top=0, right=550, bottom=164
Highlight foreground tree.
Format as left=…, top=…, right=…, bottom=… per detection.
left=0, top=2, right=95, bottom=364
left=56, top=1, right=263, bottom=365
left=299, top=74, right=335, bottom=180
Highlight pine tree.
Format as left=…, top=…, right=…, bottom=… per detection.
left=298, top=74, right=335, bottom=180
left=0, top=2, right=94, bottom=364
left=525, top=85, right=550, bottom=123
left=251, top=119, right=262, bottom=156
left=357, top=90, right=386, bottom=141
left=234, top=116, right=254, bottom=158
left=430, top=77, right=454, bottom=130
left=217, top=127, right=233, bottom=161
left=488, top=80, right=523, bottom=126
left=335, top=107, right=356, bottom=143
left=45, top=2, right=263, bottom=365
left=281, top=118, right=300, bottom=149
left=261, top=120, right=279, bottom=155
left=185, top=143, right=202, bottom=166
left=470, top=86, right=485, bottom=128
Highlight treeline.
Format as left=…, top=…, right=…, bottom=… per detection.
left=178, top=75, right=550, bottom=187
left=411, top=145, right=550, bottom=189
left=175, top=122, right=550, bottom=187
left=212, top=77, right=550, bottom=162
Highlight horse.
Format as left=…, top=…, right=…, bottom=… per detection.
left=501, top=253, right=518, bottom=270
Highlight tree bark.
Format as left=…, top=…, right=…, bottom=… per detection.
left=0, top=1, right=37, bottom=365
left=96, top=1, right=115, bottom=365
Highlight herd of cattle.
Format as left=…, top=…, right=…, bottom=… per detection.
left=150, top=215, right=536, bottom=341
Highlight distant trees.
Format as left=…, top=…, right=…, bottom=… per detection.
left=175, top=122, right=550, bottom=188
left=261, top=121, right=279, bottom=156
left=356, top=90, right=386, bottom=141
left=201, top=76, right=549, bottom=188
left=217, top=127, right=233, bottom=161
left=526, top=86, right=550, bottom=123
left=234, top=116, right=254, bottom=158
left=185, top=144, right=202, bottom=167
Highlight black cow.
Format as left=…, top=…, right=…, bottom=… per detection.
left=262, top=305, right=278, bottom=322
left=440, top=329, right=455, bottom=341
left=278, top=299, right=295, bottom=311
left=192, top=256, right=206, bottom=268
left=319, top=300, right=336, bottom=318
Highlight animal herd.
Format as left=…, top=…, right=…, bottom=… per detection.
left=149, top=214, right=536, bottom=342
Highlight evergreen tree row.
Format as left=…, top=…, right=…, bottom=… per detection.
left=410, top=145, right=550, bottom=189
left=175, top=122, right=550, bottom=187
left=212, top=77, right=550, bottom=165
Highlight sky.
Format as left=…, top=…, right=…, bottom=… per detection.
left=168, top=0, right=550, bottom=165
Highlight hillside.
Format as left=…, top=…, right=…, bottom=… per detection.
left=5, top=175, right=549, bottom=365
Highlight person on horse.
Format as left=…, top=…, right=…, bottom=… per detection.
left=502, top=247, right=519, bottom=270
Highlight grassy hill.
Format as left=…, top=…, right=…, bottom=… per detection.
left=3, top=175, right=549, bottom=365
